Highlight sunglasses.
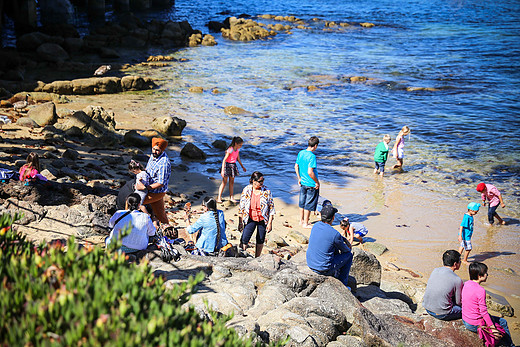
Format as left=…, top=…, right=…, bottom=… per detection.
left=255, top=179, right=265, bottom=183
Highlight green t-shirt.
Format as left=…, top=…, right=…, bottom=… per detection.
left=374, top=142, right=389, bottom=163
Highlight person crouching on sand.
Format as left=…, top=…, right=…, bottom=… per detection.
left=458, top=202, right=480, bottom=263
left=340, top=217, right=368, bottom=245
left=476, top=182, right=506, bottom=225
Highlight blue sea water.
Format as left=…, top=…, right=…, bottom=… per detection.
left=133, top=0, right=520, bottom=217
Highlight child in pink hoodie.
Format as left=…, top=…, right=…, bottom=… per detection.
left=462, top=262, right=514, bottom=346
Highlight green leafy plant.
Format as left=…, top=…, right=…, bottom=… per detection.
left=0, top=213, right=266, bottom=346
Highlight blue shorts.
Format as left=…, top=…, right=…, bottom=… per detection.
left=460, top=239, right=472, bottom=251
left=299, top=185, right=319, bottom=211
left=374, top=161, right=386, bottom=173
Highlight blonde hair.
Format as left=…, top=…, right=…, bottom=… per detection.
left=383, top=134, right=391, bottom=142
left=400, top=126, right=410, bottom=135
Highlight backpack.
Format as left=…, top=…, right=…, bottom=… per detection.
left=0, top=168, right=17, bottom=182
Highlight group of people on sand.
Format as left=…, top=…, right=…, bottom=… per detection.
left=423, top=250, right=514, bottom=346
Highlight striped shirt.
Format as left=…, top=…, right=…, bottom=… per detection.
left=145, top=151, right=171, bottom=193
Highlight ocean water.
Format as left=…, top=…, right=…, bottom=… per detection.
left=133, top=0, right=520, bottom=217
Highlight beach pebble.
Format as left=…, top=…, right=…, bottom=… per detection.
left=188, top=86, right=204, bottom=93
left=62, top=149, right=79, bottom=161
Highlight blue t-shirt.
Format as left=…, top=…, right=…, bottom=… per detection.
left=460, top=213, right=474, bottom=240
left=306, top=222, right=350, bottom=272
left=296, top=149, right=318, bottom=187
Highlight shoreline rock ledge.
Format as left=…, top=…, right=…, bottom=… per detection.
left=146, top=248, right=483, bottom=346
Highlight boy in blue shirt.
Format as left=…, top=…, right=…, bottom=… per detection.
left=295, top=136, right=320, bottom=228
left=458, top=202, right=480, bottom=263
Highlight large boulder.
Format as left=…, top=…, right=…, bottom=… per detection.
left=72, top=77, right=122, bottom=94
left=350, top=248, right=381, bottom=286
left=36, top=43, right=69, bottom=63
left=180, top=143, right=206, bottom=159
left=28, top=102, right=57, bottom=126
left=151, top=115, right=186, bottom=136
left=42, top=80, right=73, bottom=94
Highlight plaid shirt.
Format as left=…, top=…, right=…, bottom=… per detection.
left=239, top=184, right=275, bottom=224
left=145, top=151, right=171, bottom=193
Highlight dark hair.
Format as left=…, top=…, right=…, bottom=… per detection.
left=126, top=193, right=141, bottom=211
left=308, top=136, right=319, bottom=147
left=230, top=136, right=244, bottom=148
left=469, top=262, right=488, bottom=280
left=26, top=152, right=41, bottom=172
left=340, top=219, right=350, bottom=228
left=128, top=160, right=144, bottom=171
left=442, top=250, right=461, bottom=267
left=249, top=171, right=264, bottom=184
left=203, top=197, right=222, bottom=251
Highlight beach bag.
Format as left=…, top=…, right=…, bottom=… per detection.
left=478, top=324, right=506, bottom=347
left=0, top=168, right=16, bottom=182
left=154, top=226, right=181, bottom=262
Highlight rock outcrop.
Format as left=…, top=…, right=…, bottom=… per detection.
left=151, top=115, right=187, bottom=137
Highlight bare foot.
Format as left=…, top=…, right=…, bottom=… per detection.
left=302, top=223, right=313, bottom=229
left=462, top=260, right=470, bottom=265
left=500, top=221, right=506, bottom=225
left=379, top=172, right=384, bottom=177
left=373, top=169, right=379, bottom=174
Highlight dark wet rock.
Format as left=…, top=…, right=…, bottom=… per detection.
left=124, top=130, right=150, bottom=148
left=212, top=139, right=228, bottom=150
left=17, top=32, right=52, bottom=51
left=37, top=43, right=69, bottom=63
left=208, top=21, right=226, bottom=32
left=151, top=115, right=187, bottom=136
left=180, top=143, right=206, bottom=160
left=61, top=149, right=79, bottom=161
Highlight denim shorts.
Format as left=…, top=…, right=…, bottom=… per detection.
left=374, top=161, right=386, bottom=172
left=299, top=185, right=319, bottom=211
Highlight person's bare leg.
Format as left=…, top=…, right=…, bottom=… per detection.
left=255, top=243, right=264, bottom=257
left=217, top=176, right=228, bottom=202
left=374, top=168, right=379, bottom=174
left=495, top=213, right=506, bottom=225
left=229, top=176, right=235, bottom=202
left=303, top=209, right=312, bottom=228
left=299, top=207, right=305, bottom=225
left=462, top=249, right=470, bottom=263
left=393, top=158, right=403, bottom=169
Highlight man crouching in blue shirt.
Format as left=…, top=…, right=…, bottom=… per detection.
left=306, top=203, right=353, bottom=289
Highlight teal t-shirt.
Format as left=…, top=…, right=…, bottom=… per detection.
left=374, top=142, right=389, bottom=163
left=296, top=149, right=318, bottom=187
left=460, top=213, right=474, bottom=240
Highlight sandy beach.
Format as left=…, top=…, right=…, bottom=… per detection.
left=1, top=86, right=517, bottom=342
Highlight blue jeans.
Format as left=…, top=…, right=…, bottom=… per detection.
left=488, top=204, right=499, bottom=224
left=425, top=305, right=462, bottom=321
left=241, top=219, right=267, bottom=245
left=311, top=252, right=353, bottom=287
left=374, top=161, right=386, bottom=173
left=299, top=185, right=319, bottom=211
left=463, top=316, right=514, bottom=347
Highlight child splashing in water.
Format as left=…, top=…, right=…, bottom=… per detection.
left=128, top=160, right=152, bottom=214
left=392, top=126, right=411, bottom=170
left=19, top=152, right=47, bottom=184
left=217, top=137, right=246, bottom=203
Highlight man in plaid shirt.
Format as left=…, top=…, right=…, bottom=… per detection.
left=136, top=137, right=171, bottom=225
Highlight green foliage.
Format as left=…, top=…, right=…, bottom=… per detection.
left=0, top=213, right=262, bottom=346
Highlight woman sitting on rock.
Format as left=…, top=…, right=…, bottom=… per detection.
left=19, top=152, right=48, bottom=184
left=185, top=197, right=228, bottom=255
left=238, top=171, right=275, bottom=257
left=106, top=193, right=156, bottom=253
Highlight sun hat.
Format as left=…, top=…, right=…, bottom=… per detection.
left=476, top=183, right=486, bottom=192
left=467, top=202, right=480, bottom=211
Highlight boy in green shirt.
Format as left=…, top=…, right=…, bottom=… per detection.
left=374, top=134, right=391, bottom=177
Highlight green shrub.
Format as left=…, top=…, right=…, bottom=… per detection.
left=0, top=213, right=263, bottom=346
